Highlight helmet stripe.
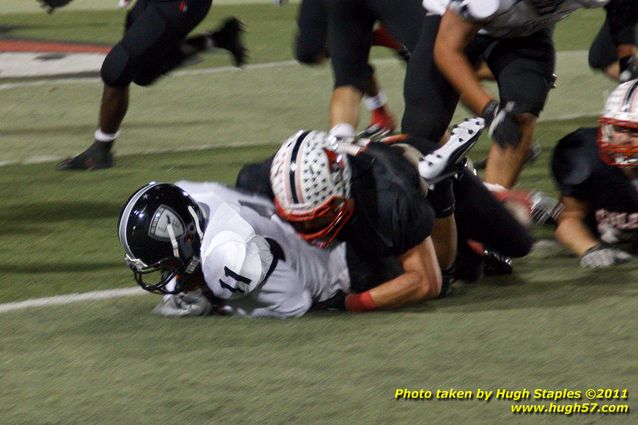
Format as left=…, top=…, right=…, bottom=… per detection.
left=118, top=182, right=163, bottom=262
left=622, top=80, right=638, bottom=113
left=288, top=131, right=310, bottom=204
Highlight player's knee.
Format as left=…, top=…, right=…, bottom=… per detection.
left=295, top=44, right=325, bottom=65
left=101, top=43, right=134, bottom=87
left=132, top=69, right=160, bottom=87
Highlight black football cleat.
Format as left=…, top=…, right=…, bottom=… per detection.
left=210, top=17, right=247, bottom=68
left=56, top=144, right=113, bottom=171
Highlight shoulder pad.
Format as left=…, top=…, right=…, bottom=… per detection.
left=449, top=0, right=500, bottom=20
left=551, top=128, right=596, bottom=187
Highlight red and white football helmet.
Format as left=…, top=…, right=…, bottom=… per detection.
left=270, top=130, right=353, bottom=248
left=599, top=79, right=638, bottom=167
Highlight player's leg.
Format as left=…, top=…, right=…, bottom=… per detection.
left=182, top=17, right=247, bottom=67
left=401, top=15, right=459, bottom=142
left=325, top=0, right=375, bottom=137
left=57, top=0, right=213, bottom=171
left=360, top=65, right=397, bottom=138
left=294, top=0, right=329, bottom=65
left=589, top=18, right=621, bottom=80
left=483, top=29, right=555, bottom=188
left=453, top=169, right=534, bottom=281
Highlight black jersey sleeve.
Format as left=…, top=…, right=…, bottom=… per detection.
left=551, top=128, right=598, bottom=199
left=355, top=144, right=435, bottom=256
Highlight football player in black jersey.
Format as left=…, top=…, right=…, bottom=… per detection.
left=552, top=79, right=638, bottom=268
left=238, top=119, right=485, bottom=312
left=411, top=0, right=638, bottom=192
left=57, top=0, right=246, bottom=171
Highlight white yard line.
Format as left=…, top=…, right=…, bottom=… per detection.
left=0, top=287, right=147, bottom=314
left=0, top=59, right=300, bottom=91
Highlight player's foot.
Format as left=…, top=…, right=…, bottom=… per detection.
left=418, top=118, right=484, bottom=184
left=56, top=142, right=113, bottom=171
left=359, top=109, right=396, bottom=140
left=210, top=17, right=247, bottom=67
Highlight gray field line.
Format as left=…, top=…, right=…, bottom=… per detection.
left=0, top=51, right=599, bottom=167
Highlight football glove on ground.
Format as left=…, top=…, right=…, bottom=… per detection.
left=152, top=289, right=215, bottom=317
left=579, top=244, right=632, bottom=269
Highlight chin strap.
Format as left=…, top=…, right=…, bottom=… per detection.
left=166, top=219, right=180, bottom=258
left=188, top=206, right=204, bottom=239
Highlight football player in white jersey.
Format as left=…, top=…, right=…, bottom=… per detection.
left=118, top=181, right=350, bottom=318
left=411, top=0, right=637, bottom=192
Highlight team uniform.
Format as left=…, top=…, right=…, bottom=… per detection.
left=170, top=182, right=350, bottom=317
left=102, top=0, right=213, bottom=87
left=402, top=0, right=622, bottom=141
left=323, top=0, right=424, bottom=92
left=237, top=140, right=437, bottom=291
left=551, top=128, right=638, bottom=244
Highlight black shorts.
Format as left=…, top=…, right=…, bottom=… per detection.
left=589, top=18, right=619, bottom=70
left=119, top=0, right=212, bottom=85
left=402, top=22, right=555, bottom=140
left=295, top=0, right=328, bottom=64
left=325, top=0, right=423, bottom=91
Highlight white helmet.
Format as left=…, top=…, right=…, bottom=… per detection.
left=270, top=130, right=353, bottom=248
left=599, top=79, right=638, bottom=167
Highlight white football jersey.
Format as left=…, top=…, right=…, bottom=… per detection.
left=174, top=181, right=350, bottom=318
left=425, top=0, right=608, bottom=38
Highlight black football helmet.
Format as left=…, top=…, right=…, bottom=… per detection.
left=118, top=182, right=206, bottom=294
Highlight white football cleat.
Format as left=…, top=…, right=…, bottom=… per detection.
left=418, top=117, right=484, bottom=184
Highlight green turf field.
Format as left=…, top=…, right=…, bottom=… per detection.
left=0, top=3, right=636, bottom=424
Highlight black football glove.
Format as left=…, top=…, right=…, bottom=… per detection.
left=482, top=100, right=523, bottom=148
left=309, top=290, right=347, bottom=312
left=619, top=55, right=638, bottom=83
left=37, top=0, right=74, bottom=13
left=579, top=244, right=632, bottom=269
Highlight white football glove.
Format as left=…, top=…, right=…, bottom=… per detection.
left=529, top=191, right=563, bottom=225
left=579, top=244, right=632, bottom=269
left=152, top=289, right=214, bottom=317
left=118, top=0, right=132, bottom=8
left=422, top=0, right=449, bottom=15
